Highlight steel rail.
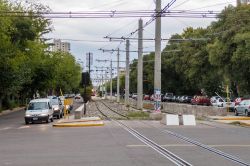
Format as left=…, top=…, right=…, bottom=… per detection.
left=95, top=101, right=192, bottom=166
left=98, top=100, right=250, bottom=166
left=163, top=130, right=250, bottom=166
left=99, top=100, right=129, bottom=119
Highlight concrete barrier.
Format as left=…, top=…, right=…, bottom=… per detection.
left=162, top=103, right=227, bottom=118
left=161, top=114, right=179, bottom=125
left=74, top=104, right=84, bottom=119
left=182, top=115, right=196, bottom=126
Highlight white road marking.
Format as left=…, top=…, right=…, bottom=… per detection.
left=0, top=127, right=12, bottom=131
left=127, top=144, right=250, bottom=148
left=17, top=126, right=30, bottom=129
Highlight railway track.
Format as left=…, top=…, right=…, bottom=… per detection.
left=95, top=101, right=193, bottom=166
left=101, top=100, right=250, bottom=166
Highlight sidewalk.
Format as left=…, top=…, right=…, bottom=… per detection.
left=0, top=107, right=25, bottom=117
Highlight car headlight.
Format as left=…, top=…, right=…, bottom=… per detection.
left=40, top=114, right=48, bottom=116
left=53, top=108, right=59, bottom=111
left=25, top=114, right=31, bottom=117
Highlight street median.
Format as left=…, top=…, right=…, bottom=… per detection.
left=53, top=116, right=104, bottom=127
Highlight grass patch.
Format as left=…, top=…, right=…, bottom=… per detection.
left=127, top=111, right=150, bottom=120
left=228, top=121, right=250, bottom=127
left=229, top=121, right=241, bottom=125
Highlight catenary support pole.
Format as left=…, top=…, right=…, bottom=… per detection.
left=117, top=48, right=120, bottom=103
left=125, top=40, right=130, bottom=106
left=137, top=19, right=143, bottom=110
left=110, top=61, right=113, bottom=101
left=154, top=0, right=162, bottom=112
left=101, top=73, right=104, bottom=98
left=105, top=71, right=107, bottom=99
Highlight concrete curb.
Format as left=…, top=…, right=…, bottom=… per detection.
left=0, top=107, right=25, bottom=117
left=215, top=117, right=250, bottom=121
left=53, top=116, right=104, bottom=128
left=57, top=117, right=101, bottom=123
left=53, top=121, right=104, bottom=127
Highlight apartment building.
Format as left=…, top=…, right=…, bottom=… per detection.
left=52, top=39, right=70, bottom=52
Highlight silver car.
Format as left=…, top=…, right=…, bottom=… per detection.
left=25, top=98, right=54, bottom=124
left=50, top=97, right=64, bottom=119
left=234, top=99, right=250, bottom=116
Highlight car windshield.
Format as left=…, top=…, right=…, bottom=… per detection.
left=28, top=102, right=48, bottom=110
left=245, top=100, right=250, bottom=105
left=50, top=99, right=59, bottom=105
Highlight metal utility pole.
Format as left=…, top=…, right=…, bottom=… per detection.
left=83, top=72, right=87, bottom=115
left=137, top=18, right=143, bottom=110
left=154, top=0, right=162, bottom=112
left=105, top=71, right=108, bottom=99
left=110, top=60, right=113, bottom=101
left=125, top=40, right=130, bottom=106
left=101, top=74, right=104, bottom=97
left=83, top=52, right=93, bottom=115
left=117, top=48, right=120, bottom=103
left=88, top=52, right=91, bottom=73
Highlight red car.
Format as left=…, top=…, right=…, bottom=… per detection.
left=143, top=95, right=150, bottom=100
left=191, top=96, right=211, bottom=106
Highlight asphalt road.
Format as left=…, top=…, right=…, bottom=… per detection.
left=0, top=100, right=250, bottom=166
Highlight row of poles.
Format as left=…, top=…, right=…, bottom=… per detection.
left=95, top=0, right=162, bottom=111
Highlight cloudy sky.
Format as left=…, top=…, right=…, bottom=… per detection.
left=28, top=0, right=236, bottom=82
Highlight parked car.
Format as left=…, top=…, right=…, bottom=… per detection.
left=74, top=95, right=83, bottom=102
left=183, top=96, right=193, bottom=103
left=234, top=99, right=250, bottom=116
left=211, top=97, right=235, bottom=111
left=191, top=96, right=211, bottom=106
left=132, top=93, right=138, bottom=100
left=234, top=97, right=250, bottom=106
left=172, top=96, right=177, bottom=102
left=143, top=95, right=150, bottom=100
left=24, top=98, right=54, bottom=124
left=179, top=96, right=187, bottom=103
left=50, top=97, right=64, bottom=119
left=212, top=98, right=225, bottom=107
left=150, top=94, right=154, bottom=101
left=176, top=96, right=182, bottom=103
left=210, top=96, right=220, bottom=105
left=162, top=93, right=174, bottom=102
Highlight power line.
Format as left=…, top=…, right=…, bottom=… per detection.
left=104, top=36, right=210, bottom=41
left=122, top=0, right=177, bottom=39
left=0, top=9, right=219, bottom=19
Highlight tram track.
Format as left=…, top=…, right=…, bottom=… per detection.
left=101, top=99, right=250, bottom=166
left=95, top=101, right=193, bottom=166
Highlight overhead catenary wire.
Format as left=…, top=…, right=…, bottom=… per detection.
left=0, top=10, right=220, bottom=18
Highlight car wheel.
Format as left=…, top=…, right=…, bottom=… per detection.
left=46, top=116, right=49, bottom=123
left=51, top=116, right=54, bottom=122
left=245, top=110, right=250, bottom=117
left=60, top=113, right=63, bottom=118
left=235, top=109, right=238, bottom=116
left=57, top=114, right=60, bottom=119
left=25, top=121, right=29, bottom=125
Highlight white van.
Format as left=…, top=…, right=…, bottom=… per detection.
left=24, top=98, right=54, bottom=124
